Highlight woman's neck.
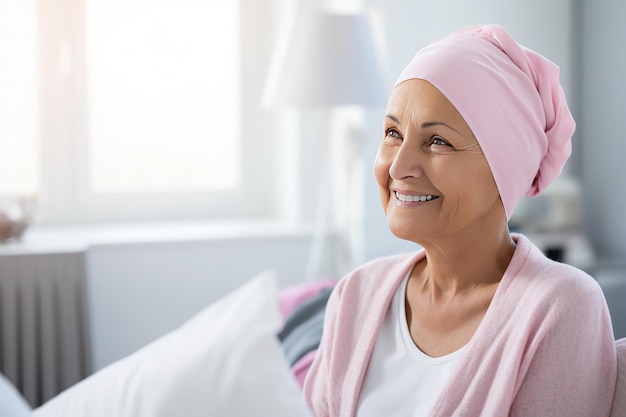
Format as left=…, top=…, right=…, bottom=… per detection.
left=414, top=222, right=516, bottom=297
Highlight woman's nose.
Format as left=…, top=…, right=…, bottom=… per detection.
left=389, top=143, right=424, bottom=181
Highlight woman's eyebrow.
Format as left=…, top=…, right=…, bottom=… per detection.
left=421, top=121, right=463, bottom=135
left=384, top=114, right=400, bottom=123
left=385, top=115, right=464, bottom=137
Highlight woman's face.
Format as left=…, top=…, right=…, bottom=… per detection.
left=374, top=79, right=503, bottom=243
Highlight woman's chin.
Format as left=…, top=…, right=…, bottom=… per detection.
left=387, top=218, right=425, bottom=243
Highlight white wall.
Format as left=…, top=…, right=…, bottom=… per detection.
left=579, top=0, right=626, bottom=260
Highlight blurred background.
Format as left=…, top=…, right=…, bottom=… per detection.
left=1, top=0, right=624, bottom=408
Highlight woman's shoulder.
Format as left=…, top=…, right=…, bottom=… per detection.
left=515, top=234, right=595, bottom=280
left=511, top=233, right=605, bottom=309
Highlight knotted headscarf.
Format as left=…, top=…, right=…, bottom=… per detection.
left=395, top=24, right=575, bottom=220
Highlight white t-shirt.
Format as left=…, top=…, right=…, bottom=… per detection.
left=356, top=273, right=467, bottom=417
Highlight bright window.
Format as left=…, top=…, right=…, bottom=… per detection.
left=0, top=0, right=280, bottom=224
left=85, top=0, right=239, bottom=194
left=0, top=0, right=39, bottom=196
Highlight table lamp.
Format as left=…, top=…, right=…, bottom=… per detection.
left=262, top=11, right=385, bottom=108
left=262, top=9, right=386, bottom=279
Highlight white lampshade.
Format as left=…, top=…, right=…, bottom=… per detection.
left=262, top=11, right=386, bottom=108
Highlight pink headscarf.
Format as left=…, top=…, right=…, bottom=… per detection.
left=395, top=24, right=575, bottom=220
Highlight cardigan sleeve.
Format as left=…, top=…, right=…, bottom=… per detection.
left=509, top=267, right=616, bottom=417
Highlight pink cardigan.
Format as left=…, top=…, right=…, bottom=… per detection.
left=303, top=234, right=617, bottom=416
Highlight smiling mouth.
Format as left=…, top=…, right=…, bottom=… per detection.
left=395, top=191, right=440, bottom=202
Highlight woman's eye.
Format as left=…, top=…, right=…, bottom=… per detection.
left=431, top=137, right=451, bottom=147
left=385, top=128, right=401, bottom=139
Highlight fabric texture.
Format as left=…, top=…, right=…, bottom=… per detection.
left=610, top=338, right=626, bottom=417
left=304, top=234, right=617, bottom=417
left=278, top=278, right=338, bottom=319
left=395, top=24, right=575, bottom=220
left=279, top=287, right=334, bottom=366
left=278, top=278, right=338, bottom=387
left=33, top=271, right=313, bottom=417
left=292, top=350, right=319, bottom=388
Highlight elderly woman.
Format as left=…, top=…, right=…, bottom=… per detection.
left=303, top=25, right=617, bottom=416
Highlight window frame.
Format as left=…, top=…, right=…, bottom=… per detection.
left=35, top=0, right=283, bottom=225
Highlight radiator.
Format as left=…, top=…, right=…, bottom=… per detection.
left=0, top=250, right=91, bottom=407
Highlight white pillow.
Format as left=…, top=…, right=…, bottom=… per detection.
left=33, top=271, right=312, bottom=417
left=0, top=373, right=31, bottom=417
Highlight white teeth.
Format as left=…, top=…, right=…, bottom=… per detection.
left=395, top=192, right=438, bottom=202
